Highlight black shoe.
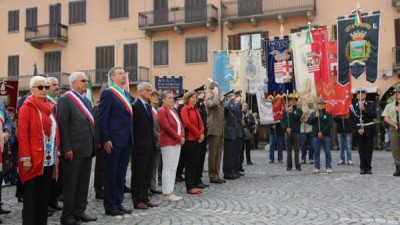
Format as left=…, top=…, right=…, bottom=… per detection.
left=218, top=178, right=226, bottom=183
left=237, top=172, right=244, bottom=176
left=224, top=175, right=236, bottom=180
left=150, top=189, right=162, bottom=194
left=195, top=183, right=207, bottom=189
left=210, top=179, right=223, bottom=184
left=47, top=210, right=54, bottom=217
left=286, top=167, right=292, bottom=171
left=360, top=170, right=366, bottom=175
left=278, top=160, right=283, bottom=164
left=95, top=192, right=104, bottom=200
left=148, top=192, right=154, bottom=197
left=366, top=169, right=372, bottom=175
left=247, top=161, right=254, bottom=165
left=175, top=176, right=184, bottom=182
left=200, top=182, right=209, bottom=188
left=0, top=206, right=10, bottom=215
left=61, top=218, right=80, bottom=225
left=74, top=213, right=97, bottom=222
left=239, top=168, right=245, bottom=172
left=269, top=160, right=274, bottom=164
left=118, top=205, right=132, bottom=214
left=50, top=201, right=63, bottom=210
left=105, top=209, right=124, bottom=216
left=124, top=185, right=131, bottom=193
left=296, top=167, right=302, bottom=171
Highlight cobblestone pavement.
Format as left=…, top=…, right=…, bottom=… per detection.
left=2, top=147, right=400, bottom=225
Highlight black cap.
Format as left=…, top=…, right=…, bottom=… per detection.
left=224, top=89, right=234, bottom=97
left=173, top=89, right=188, bottom=100
left=194, top=85, right=207, bottom=93
left=234, top=90, right=242, bottom=97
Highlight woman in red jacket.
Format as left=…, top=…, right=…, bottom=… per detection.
left=18, top=76, right=60, bottom=225
left=157, top=91, right=185, bottom=201
left=180, top=90, right=205, bottom=194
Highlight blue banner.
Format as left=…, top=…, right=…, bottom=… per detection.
left=266, top=37, right=293, bottom=95
left=337, top=12, right=380, bottom=85
left=213, top=52, right=233, bottom=93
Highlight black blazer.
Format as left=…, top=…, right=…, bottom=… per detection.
left=132, top=98, right=156, bottom=154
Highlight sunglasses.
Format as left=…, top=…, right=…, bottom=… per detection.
left=79, top=79, right=89, bottom=83
left=33, top=85, right=50, bottom=91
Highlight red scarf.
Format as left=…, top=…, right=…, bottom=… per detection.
left=31, top=96, right=52, bottom=137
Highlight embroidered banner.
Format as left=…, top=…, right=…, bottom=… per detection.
left=245, top=50, right=264, bottom=94
left=337, top=12, right=381, bottom=85
left=0, top=81, right=18, bottom=110
left=291, top=30, right=317, bottom=104
left=266, top=36, right=293, bottom=96
left=229, top=50, right=247, bottom=101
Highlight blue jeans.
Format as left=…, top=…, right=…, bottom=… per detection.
left=300, top=133, right=314, bottom=161
left=312, top=136, right=332, bottom=169
left=269, top=134, right=284, bottom=161
left=337, top=133, right=352, bottom=161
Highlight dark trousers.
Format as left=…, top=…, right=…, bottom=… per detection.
left=104, top=146, right=130, bottom=211
left=181, top=141, right=201, bottom=190
left=176, top=151, right=185, bottom=178
left=131, top=152, right=154, bottom=205
left=223, top=139, right=236, bottom=176
left=195, top=138, right=207, bottom=184
left=357, top=134, right=374, bottom=171
left=241, top=139, right=252, bottom=163
left=285, top=132, right=301, bottom=169
left=94, top=147, right=105, bottom=195
left=61, top=157, right=92, bottom=220
left=234, top=138, right=243, bottom=171
left=22, top=166, right=53, bottom=225
left=301, top=133, right=314, bottom=161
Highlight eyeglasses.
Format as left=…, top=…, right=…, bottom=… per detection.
left=79, top=79, right=89, bottom=83
left=33, top=85, right=50, bottom=91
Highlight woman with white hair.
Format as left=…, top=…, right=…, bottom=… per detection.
left=18, top=76, right=60, bottom=225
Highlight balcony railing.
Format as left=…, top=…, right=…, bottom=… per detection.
left=393, top=47, right=400, bottom=72
left=82, top=66, right=150, bottom=86
left=138, top=4, right=218, bottom=36
left=222, top=0, right=316, bottom=27
left=393, top=0, right=400, bottom=11
left=7, top=72, right=70, bottom=91
left=25, top=23, right=68, bottom=48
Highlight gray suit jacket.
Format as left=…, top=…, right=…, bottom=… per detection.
left=57, top=92, right=95, bottom=158
left=205, top=93, right=224, bottom=136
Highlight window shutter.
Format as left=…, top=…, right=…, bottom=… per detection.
left=228, top=34, right=239, bottom=50
left=395, top=18, right=400, bottom=47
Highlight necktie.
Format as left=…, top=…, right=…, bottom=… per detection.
left=145, top=103, right=152, bottom=117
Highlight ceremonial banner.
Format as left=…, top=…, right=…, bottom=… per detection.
left=314, top=34, right=352, bottom=116
left=229, top=50, right=247, bottom=100
left=337, top=12, right=381, bottom=85
left=266, top=36, right=293, bottom=96
left=245, top=50, right=263, bottom=94
left=0, top=81, right=19, bottom=110
left=213, top=52, right=233, bottom=93
left=291, top=30, right=317, bottom=101
left=256, top=90, right=284, bottom=125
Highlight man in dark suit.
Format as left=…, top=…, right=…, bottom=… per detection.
left=131, top=82, right=158, bottom=210
left=98, top=67, right=133, bottom=216
left=223, top=90, right=239, bottom=180
left=58, top=72, right=97, bottom=225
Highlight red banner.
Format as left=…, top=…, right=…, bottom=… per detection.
left=313, top=28, right=351, bottom=116
left=0, top=81, right=19, bottom=110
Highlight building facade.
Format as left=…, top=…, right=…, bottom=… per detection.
left=1, top=0, right=400, bottom=101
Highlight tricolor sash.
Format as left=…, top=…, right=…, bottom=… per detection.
left=0, top=111, right=4, bottom=127
left=109, top=85, right=133, bottom=117
left=47, top=95, right=58, bottom=105
left=65, top=91, right=94, bottom=126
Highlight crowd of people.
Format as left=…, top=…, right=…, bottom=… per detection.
left=0, top=66, right=398, bottom=225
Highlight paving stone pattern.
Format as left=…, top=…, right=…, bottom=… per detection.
left=1, top=148, right=399, bottom=224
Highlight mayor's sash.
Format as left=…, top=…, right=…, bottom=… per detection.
left=65, top=91, right=94, bottom=126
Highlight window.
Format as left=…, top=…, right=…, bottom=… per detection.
left=8, top=10, right=19, bottom=32
left=154, top=40, right=168, bottom=66
left=69, top=0, right=86, bottom=24
left=44, top=51, right=61, bottom=73
left=8, top=56, right=19, bottom=77
left=185, top=36, right=207, bottom=64
left=96, top=46, right=115, bottom=83
left=109, top=0, right=128, bottom=19
left=26, top=7, right=37, bottom=28
left=124, top=43, right=138, bottom=81
left=228, top=32, right=267, bottom=50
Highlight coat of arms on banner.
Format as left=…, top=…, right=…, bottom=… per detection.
left=306, top=51, right=321, bottom=73
left=270, top=49, right=292, bottom=83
